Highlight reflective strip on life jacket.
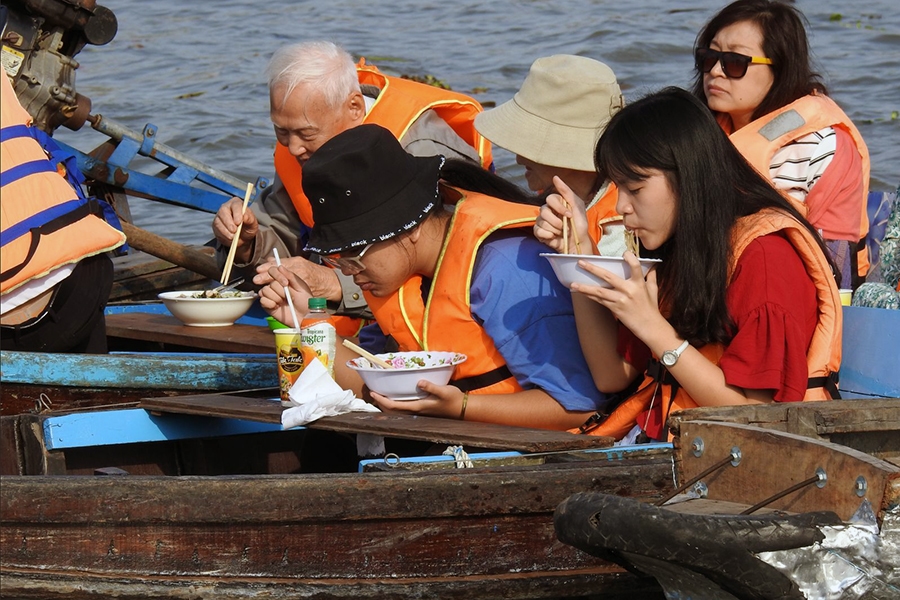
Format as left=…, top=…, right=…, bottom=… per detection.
left=722, top=93, right=870, bottom=280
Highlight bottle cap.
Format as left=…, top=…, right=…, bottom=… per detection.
left=308, top=297, right=327, bottom=310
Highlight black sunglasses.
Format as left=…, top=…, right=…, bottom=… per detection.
left=695, top=47, right=772, bottom=79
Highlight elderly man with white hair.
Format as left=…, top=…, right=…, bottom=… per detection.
left=212, top=41, right=490, bottom=326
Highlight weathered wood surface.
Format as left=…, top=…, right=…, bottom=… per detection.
left=120, top=221, right=221, bottom=282
left=674, top=420, right=900, bottom=522
left=668, top=399, right=900, bottom=465
left=0, top=350, right=277, bottom=419
left=139, top=392, right=616, bottom=452
left=0, top=350, right=277, bottom=393
left=106, top=312, right=274, bottom=353
left=0, top=457, right=674, bottom=599
left=4, top=409, right=307, bottom=477
left=0, top=568, right=663, bottom=600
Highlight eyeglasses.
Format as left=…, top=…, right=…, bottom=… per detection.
left=321, top=243, right=372, bottom=274
left=695, top=48, right=772, bottom=79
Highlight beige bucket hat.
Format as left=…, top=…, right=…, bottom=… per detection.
left=475, top=54, right=624, bottom=172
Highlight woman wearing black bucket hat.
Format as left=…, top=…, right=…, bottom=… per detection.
left=259, top=124, right=609, bottom=429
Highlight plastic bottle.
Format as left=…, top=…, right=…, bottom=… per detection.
left=300, top=297, right=337, bottom=377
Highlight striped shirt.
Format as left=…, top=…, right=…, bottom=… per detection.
left=768, top=126, right=836, bottom=204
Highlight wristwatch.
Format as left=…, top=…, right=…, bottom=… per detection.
left=660, top=339, right=690, bottom=368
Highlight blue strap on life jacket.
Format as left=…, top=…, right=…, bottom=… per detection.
left=0, top=122, right=127, bottom=248
left=0, top=199, right=85, bottom=248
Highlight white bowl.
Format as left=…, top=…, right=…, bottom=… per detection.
left=541, top=253, right=661, bottom=289
left=158, top=290, right=257, bottom=327
left=346, top=351, right=467, bottom=400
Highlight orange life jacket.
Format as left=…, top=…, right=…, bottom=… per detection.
left=1, top=73, right=125, bottom=295
left=574, top=207, right=842, bottom=441
left=585, top=182, right=621, bottom=248
left=272, top=60, right=492, bottom=338
left=273, top=58, right=492, bottom=229
left=720, top=93, right=870, bottom=282
left=365, top=188, right=538, bottom=394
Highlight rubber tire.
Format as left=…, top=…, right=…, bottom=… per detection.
left=554, top=491, right=842, bottom=600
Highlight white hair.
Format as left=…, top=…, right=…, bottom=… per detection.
left=266, top=41, right=360, bottom=110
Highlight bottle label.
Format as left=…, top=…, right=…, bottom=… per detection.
left=301, top=322, right=337, bottom=376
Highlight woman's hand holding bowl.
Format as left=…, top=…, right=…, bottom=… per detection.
left=571, top=252, right=666, bottom=340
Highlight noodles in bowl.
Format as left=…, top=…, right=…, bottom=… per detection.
left=347, top=351, right=467, bottom=400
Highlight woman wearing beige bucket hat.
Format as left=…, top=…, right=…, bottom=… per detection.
left=475, top=54, right=626, bottom=255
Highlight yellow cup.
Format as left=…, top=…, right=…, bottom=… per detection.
left=839, top=289, right=852, bottom=307
left=274, top=328, right=302, bottom=406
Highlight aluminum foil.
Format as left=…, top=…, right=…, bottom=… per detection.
left=757, top=500, right=900, bottom=599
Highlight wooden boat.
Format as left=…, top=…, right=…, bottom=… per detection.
left=2, top=302, right=898, bottom=598
left=0, top=386, right=675, bottom=599
left=555, top=402, right=900, bottom=599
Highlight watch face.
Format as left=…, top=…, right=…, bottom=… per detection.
left=661, top=352, right=676, bottom=367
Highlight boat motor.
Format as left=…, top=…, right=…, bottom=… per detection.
left=0, top=0, right=117, bottom=132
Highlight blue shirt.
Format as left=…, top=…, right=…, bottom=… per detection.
left=470, top=231, right=608, bottom=412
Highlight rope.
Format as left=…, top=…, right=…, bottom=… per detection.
left=442, top=445, right=474, bottom=468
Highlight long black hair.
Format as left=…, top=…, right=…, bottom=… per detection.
left=439, top=158, right=544, bottom=205
left=691, top=0, right=827, bottom=123
left=595, top=87, right=833, bottom=346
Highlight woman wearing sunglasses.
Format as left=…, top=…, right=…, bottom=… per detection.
left=692, top=0, right=871, bottom=290
left=534, top=87, right=842, bottom=443
left=260, top=123, right=609, bottom=430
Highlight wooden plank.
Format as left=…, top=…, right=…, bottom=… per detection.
left=360, top=442, right=673, bottom=472
left=676, top=420, right=900, bottom=521
left=139, top=392, right=615, bottom=453
left=669, top=399, right=900, bottom=436
left=105, top=312, right=275, bottom=353
left=0, top=350, right=277, bottom=390
left=0, top=416, right=22, bottom=475
left=41, top=408, right=283, bottom=450
left=0, top=568, right=663, bottom=600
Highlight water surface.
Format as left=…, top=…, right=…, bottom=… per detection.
left=57, top=0, right=899, bottom=245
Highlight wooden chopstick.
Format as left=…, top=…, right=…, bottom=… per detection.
left=220, top=182, right=254, bottom=285
left=342, top=338, right=393, bottom=369
left=571, top=215, right=582, bottom=254
left=561, top=199, right=582, bottom=254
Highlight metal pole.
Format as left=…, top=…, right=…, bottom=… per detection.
left=88, top=114, right=250, bottom=192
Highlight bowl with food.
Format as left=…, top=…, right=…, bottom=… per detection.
left=158, top=289, right=258, bottom=327
left=541, top=254, right=661, bottom=290
left=346, top=351, right=468, bottom=400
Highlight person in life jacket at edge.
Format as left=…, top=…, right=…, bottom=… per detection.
left=692, top=0, right=871, bottom=290
left=534, top=87, right=842, bottom=445
left=211, top=40, right=491, bottom=341
left=259, top=123, right=611, bottom=431
left=1, top=68, right=126, bottom=353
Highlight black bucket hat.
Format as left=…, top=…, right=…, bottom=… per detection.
left=302, top=124, right=444, bottom=255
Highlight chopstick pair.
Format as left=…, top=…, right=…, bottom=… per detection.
left=561, top=199, right=582, bottom=254
left=342, top=339, right=393, bottom=369
left=220, top=182, right=254, bottom=286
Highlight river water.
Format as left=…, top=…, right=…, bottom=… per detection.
left=56, top=0, right=899, bottom=246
